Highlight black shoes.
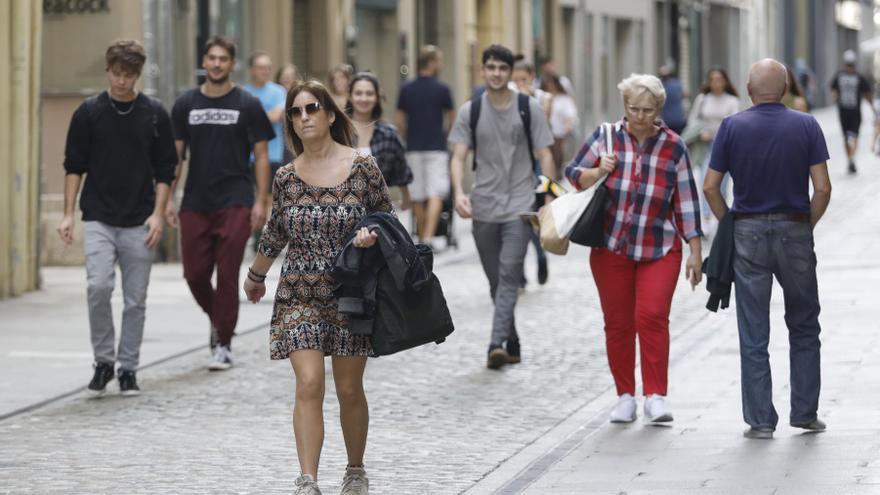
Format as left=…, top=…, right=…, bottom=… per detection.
left=486, top=346, right=509, bottom=370
left=118, top=370, right=141, bottom=397
left=537, top=257, right=548, bottom=285
left=506, top=339, right=521, bottom=364
left=743, top=427, right=774, bottom=439
left=88, top=362, right=142, bottom=397
left=87, top=362, right=115, bottom=397
left=790, top=419, right=826, bottom=431
left=848, top=161, right=857, bottom=174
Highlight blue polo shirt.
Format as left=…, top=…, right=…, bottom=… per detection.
left=244, top=81, right=287, bottom=163
left=709, top=103, right=829, bottom=214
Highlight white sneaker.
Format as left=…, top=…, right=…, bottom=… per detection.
left=294, top=474, right=322, bottom=495
left=208, top=345, right=233, bottom=371
left=644, top=394, right=673, bottom=423
left=341, top=466, right=369, bottom=494
left=609, top=393, right=637, bottom=423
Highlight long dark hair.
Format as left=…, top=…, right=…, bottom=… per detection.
left=346, top=72, right=383, bottom=120
left=700, top=67, right=739, bottom=97
left=784, top=65, right=804, bottom=97
left=284, top=80, right=355, bottom=155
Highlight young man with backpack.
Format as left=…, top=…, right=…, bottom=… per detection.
left=58, top=40, right=178, bottom=396
left=166, top=36, right=275, bottom=371
left=448, top=44, right=556, bottom=369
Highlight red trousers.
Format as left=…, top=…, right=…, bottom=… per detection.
left=590, top=245, right=682, bottom=396
left=179, top=207, right=251, bottom=346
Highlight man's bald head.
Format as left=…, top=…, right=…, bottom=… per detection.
left=747, top=59, right=788, bottom=102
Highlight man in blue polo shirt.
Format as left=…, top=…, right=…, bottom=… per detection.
left=244, top=51, right=287, bottom=250
left=703, top=59, right=832, bottom=440
left=244, top=51, right=287, bottom=182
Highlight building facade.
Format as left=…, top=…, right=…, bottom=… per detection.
left=5, top=0, right=876, bottom=297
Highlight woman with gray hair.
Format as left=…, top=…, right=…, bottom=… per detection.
left=564, top=73, right=703, bottom=425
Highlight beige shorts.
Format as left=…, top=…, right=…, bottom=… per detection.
left=406, top=151, right=450, bottom=201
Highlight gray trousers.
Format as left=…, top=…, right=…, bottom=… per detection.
left=84, top=221, right=154, bottom=371
left=472, top=219, right=531, bottom=347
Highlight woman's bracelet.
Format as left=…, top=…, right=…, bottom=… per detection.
left=247, top=267, right=266, bottom=283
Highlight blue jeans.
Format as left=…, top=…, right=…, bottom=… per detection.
left=733, top=218, right=822, bottom=430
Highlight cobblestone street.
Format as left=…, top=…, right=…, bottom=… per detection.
left=2, top=108, right=878, bottom=494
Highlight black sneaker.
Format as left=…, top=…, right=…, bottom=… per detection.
left=118, top=370, right=141, bottom=397
left=487, top=346, right=509, bottom=370
left=87, top=362, right=115, bottom=397
left=848, top=161, right=857, bottom=174
left=506, top=339, right=521, bottom=364
left=537, top=256, right=548, bottom=285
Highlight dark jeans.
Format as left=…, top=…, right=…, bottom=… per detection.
left=733, top=218, right=822, bottom=430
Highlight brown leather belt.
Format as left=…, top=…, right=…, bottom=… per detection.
left=733, top=212, right=810, bottom=223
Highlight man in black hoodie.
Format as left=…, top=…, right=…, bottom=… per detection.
left=58, top=40, right=177, bottom=397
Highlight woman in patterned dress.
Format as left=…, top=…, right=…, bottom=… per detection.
left=243, top=80, right=392, bottom=495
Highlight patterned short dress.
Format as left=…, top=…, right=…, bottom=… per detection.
left=258, top=152, right=394, bottom=359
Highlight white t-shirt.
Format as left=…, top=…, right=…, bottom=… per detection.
left=549, top=94, right=578, bottom=138
left=689, top=93, right=740, bottom=134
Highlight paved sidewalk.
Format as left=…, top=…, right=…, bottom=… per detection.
left=469, top=106, right=880, bottom=494
left=0, top=210, right=473, bottom=418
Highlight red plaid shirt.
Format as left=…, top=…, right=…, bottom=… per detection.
left=565, top=120, right=702, bottom=261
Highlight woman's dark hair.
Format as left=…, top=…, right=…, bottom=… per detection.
left=284, top=80, right=355, bottom=155
left=784, top=64, right=804, bottom=97
left=346, top=72, right=383, bottom=120
left=482, top=44, right=515, bottom=68
left=203, top=35, right=236, bottom=60
left=105, top=39, right=146, bottom=74
left=540, top=74, right=567, bottom=95
left=700, top=67, right=738, bottom=97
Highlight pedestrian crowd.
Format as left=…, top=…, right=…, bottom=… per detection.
left=57, top=35, right=854, bottom=493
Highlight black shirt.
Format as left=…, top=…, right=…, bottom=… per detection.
left=63, top=92, right=177, bottom=227
left=830, top=70, right=871, bottom=110
left=171, top=86, right=275, bottom=212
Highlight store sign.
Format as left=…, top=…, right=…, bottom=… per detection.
left=43, top=0, right=110, bottom=15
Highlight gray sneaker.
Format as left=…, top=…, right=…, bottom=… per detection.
left=341, top=467, right=369, bottom=495
left=208, top=345, right=233, bottom=371
left=294, top=474, right=322, bottom=495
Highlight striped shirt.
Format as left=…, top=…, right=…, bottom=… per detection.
left=565, top=119, right=702, bottom=261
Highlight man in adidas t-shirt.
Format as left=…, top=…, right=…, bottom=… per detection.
left=167, top=36, right=274, bottom=371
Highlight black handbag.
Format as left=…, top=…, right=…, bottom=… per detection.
left=568, top=185, right=608, bottom=247
left=569, top=122, right=614, bottom=248
left=370, top=246, right=455, bottom=356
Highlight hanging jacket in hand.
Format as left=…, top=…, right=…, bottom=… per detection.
left=702, top=212, right=735, bottom=311
left=331, top=212, right=431, bottom=334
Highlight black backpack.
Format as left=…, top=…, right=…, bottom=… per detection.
left=84, top=91, right=164, bottom=139
left=469, top=91, right=534, bottom=171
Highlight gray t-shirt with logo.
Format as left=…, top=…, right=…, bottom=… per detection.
left=448, top=91, right=554, bottom=223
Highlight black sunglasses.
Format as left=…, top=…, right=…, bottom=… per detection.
left=288, top=102, right=322, bottom=119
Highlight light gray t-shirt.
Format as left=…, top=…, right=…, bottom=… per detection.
left=448, top=92, right=554, bottom=223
